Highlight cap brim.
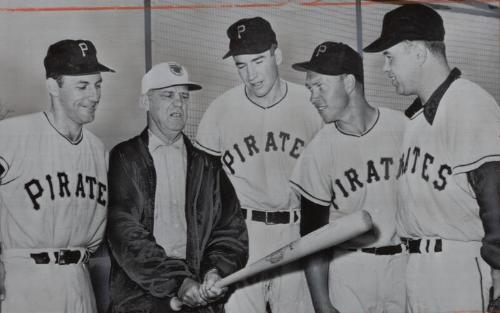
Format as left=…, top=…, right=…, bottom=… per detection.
left=363, top=36, right=400, bottom=53
left=97, top=63, right=116, bottom=73
left=222, top=44, right=274, bottom=60
left=164, top=83, right=202, bottom=91
left=291, top=61, right=317, bottom=73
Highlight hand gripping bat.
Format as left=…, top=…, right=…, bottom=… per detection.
left=170, top=210, right=373, bottom=311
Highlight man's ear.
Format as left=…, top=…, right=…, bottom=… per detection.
left=46, top=78, right=60, bottom=97
left=412, top=41, right=428, bottom=66
left=274, top=47, right=283, bottom=66
left=343, top=74, right=356, bottom=94
left=139, top=94, right=150, bottom=111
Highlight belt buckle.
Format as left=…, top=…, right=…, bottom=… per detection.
left=57, top=249, right=68, bottom=265
left=264, top=212, right=273, bottom=225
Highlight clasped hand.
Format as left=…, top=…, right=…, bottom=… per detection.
left=177, top=269, right=228, bottom=308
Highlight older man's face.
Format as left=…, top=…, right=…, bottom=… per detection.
left=148, top=85, right=189, bottom=133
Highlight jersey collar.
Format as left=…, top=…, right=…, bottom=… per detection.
left=244, top=82, right=288, bottom=110
left=404, top=68, right=461, bottom=124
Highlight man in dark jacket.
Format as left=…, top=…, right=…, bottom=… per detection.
left=107, top=62, right=248, bottom=313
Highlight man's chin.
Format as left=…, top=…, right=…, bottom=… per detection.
left=248, top=87, right=270, bottom=98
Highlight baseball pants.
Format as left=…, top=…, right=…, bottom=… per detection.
left=405, top=238, right=491, bottom=313
left=329, top=247, right=407, bottom=313
left=1, top=247, right=97, bottom=313
left=225, top=214, right=313, bottom=313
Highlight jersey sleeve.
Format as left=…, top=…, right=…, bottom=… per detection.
left=0, top=119, right=18, bottom=185
left=290, top=129, right=333, bottom=207
left=195, top=100, right=222, bottom=156
left=446, top=81, right=500, bottom=174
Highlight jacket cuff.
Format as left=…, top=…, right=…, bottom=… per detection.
left=482, top=244, right=500, bottom=269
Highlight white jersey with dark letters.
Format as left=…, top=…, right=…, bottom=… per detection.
left=195, top=81, right=323, bottom=211
left=290, top=107, right=405, bottom=247
left=0, top=112, right=107, bottom=251
left=0, top=112, right=107, bottom=313
left=396, top=78, right=500, bottom=241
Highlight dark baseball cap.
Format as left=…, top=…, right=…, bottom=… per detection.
left=44, top=39, right=115, bottom=78
left=292, top=42, right=364, bottom=84
left=223, top=17, right=277, bottom=59
left=363, top=4, right=444, bottom=53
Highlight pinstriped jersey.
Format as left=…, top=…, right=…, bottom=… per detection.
left=0, top=112, right=107, bottom=251
left=396, top=78, right=500, bottom=241
left=195, top=81, right=323, bottom=211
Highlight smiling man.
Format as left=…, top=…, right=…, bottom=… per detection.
left=0, top=39, right=114, bottom=313
left=195, top=17, right=323, bottom=313
left=364, top=4, right=500, bottom=313
left=107, top=62, right=248, bottom=313
left=290, top=42, right=407, bottom=313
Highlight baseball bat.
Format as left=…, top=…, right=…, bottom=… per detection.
left=170, top=210, right=373, bottom=311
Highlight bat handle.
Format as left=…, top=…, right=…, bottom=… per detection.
left=169, top=279, right=226, bottom=311
left=170, top=297, right=183, bottom=311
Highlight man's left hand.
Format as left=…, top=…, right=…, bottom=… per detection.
left=199, top=269, right=227, bottom=302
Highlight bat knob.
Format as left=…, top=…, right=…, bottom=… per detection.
left=170, top=297, right=183, bottom=311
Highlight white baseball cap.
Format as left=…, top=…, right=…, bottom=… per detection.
left=141, top=62, right=202, bottom=94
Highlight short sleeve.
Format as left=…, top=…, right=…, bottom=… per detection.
left=195, top=101, right=222, bottom=156
left=0, top=119, right=18, bottom=185
left=290, top=129, right=333, bottom=207
left=446, top=81, right=500, bottom=174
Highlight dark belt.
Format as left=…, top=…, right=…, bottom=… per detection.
left=30, top=249, right=87, bottom=265
left=401, top=237, right=442, bottom=254
left=347, top=244, right=403, bottom=255
left=242, top=208, right=299, bottom=225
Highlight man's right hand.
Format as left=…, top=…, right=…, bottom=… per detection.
left=177, top=277, right=207, bottom=308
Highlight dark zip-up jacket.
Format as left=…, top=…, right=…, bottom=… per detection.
left=107, top=129, right=248, bottom=313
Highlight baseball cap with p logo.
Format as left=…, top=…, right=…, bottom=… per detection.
left=223, top=17, right=277, bottom=59
left=44, top=39, right=115, bottom=78
left=292, top=42, right=364, bottom=84
left=363, top=4, right=445, bottom=53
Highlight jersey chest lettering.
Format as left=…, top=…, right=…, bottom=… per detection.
left=24, top=172, right=107, bottom=210
left=396, top=146, right=452, bottom=191
left=330, top=157, right=395, bottom=209
left=222, top=131, right=305, bottom=174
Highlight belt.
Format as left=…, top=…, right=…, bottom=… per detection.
left=30, top=249, right=89, bottom=265
left=242, top=208, right=299, bottom=225
left=347, top=244, right=403, bottom=255
left=401, top=237, right=442, bottom=254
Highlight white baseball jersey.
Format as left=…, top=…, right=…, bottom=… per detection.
left=195, top=81, right=323, bottom=211
left=291, top=107, right=406, bottom=247
left=196, top=80, right=322, bottom=313
left=396, top=76, right=500, bottom=313
left=396, top=78, right=500, bottom=241
left=290, top=107, right=407, bottom=313
left=0, top=112, right=107, bottom=313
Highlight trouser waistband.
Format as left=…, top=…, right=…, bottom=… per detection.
left=346, top=244, right=405, bottom=255
left=2, top=247, right=90, bottom=265
left=401, top=237, right=443, bottom=254
left=242, top=208, right=300, bottom=225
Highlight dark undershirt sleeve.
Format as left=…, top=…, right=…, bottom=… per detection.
left=300, top=195, right=330, bottom=237
left=467, top=161, right=500, bottom=269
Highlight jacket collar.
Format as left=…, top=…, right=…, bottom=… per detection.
left=404, top=68, right=461, bottom=124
